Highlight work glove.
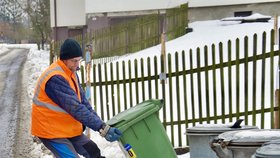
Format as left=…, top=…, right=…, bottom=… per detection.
left=99, top=124, right=122, bottom=142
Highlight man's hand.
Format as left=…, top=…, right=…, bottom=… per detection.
left=105, top=127, right=122, bottom=142
left=100, top=124, right=122, bottom=142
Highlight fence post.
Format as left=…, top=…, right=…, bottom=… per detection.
left=160, top=31, right=167, bottom=128
left=85, top=44, right=92, bottom=137
left=160, top=32, right=167, bottom=85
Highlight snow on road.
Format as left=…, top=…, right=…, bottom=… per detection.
left=0, top=48, right=29, bottom=157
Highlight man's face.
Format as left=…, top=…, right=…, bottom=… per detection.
left=63, top=57, right=81, bottom=72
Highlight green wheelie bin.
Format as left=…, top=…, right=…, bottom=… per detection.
left=106, top=99, right=177, bottom=158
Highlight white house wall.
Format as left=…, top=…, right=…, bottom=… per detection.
left=85, top=0, right=188, bottom=13
left=189, top=0, right=280, bottom=7
left=50, top=0, right=86, bottom=27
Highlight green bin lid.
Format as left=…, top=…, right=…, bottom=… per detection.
left=106, top=99, right=163, bottom=132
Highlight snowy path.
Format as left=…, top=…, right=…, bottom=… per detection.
left=0, top=48, right=28, bottom=157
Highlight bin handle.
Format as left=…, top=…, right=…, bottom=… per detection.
left=230, top=119, right=243, bottom=128
left=211, top=138, right=232, bottom=158
left=107, top=119, right=126, bottom=127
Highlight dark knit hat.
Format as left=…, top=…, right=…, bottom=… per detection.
left=60, top=38, right=82, bottom=60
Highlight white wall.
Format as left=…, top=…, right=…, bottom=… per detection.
left=189, top=0, right=280, bottom=7
left=50, top=0, right=86, bottom=27
left=85, top=0, right=188, bottom=13
left=50, top=0, right=188, bottom=27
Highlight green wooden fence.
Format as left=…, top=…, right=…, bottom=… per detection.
left=91, top=4, right=188, bottom=59
left=80, top=29, right=280, bottom=147
left=50, top=3, right=188, bottom=62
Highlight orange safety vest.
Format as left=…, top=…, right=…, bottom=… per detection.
left=31, top=60, right=83, bottom=139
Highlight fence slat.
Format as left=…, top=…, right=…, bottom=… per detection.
left=189, top=49, right=196, bottom=125
left=196, top=48, right=203, bottom=123
left=141, top=58, right=145, bottom=101
left=244, top=36, right=249, bottom=125
left=104, top=63, right=110, bottom=120
left=270, top=30, right=275, bottom=128
left=98, top=64, right=105, bottom=119
left=182, top=50, right=189, bottom=144
left=219, top=42, right=226, bottom=123
left=204, top=46, right=211, bottom=123
left=227, top=40, right=233, bottom=122
left=147, top=57, right=152, bottom=99
left=110, top=63, right=116, bottom=116
left=212, top=44, right=218, bottom=123
left=261, top=32, right=267, bottom=129
left=175, top=52, right=182, bottom=146
left=168, top=53, right=174, bottom=146
left=252, top=34, right=258, bottom=126
left=116, top=62, right=121, bottom=113
left=134, top=60, right=139, bottom=104
left=122, top=61, right=128, bottom=110
left=128, top=61, right=133, bottom=108
left=236, top=39, right=240, bottom=120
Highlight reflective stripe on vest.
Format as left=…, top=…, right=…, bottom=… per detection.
left=32, top=66, right=67, bottom=114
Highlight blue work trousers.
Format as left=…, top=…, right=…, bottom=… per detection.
left=39, top=134, right=105, bottom=158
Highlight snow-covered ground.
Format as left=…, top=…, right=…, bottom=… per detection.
left=0, top=14, right=278, bottom=157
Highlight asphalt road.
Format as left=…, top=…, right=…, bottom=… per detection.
left=0, top=48, right=28, bottom=157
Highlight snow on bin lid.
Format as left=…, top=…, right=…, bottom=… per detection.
left=106, top=99, right=163, bottom=132
left=217, top=129, right=280, bottom=146
left=186, top=120, right=257, bottom=134
left=255, top=139, right=280, bottom=157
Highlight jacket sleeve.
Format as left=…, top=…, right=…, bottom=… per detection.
left=45, top=75, right=104, bottom=131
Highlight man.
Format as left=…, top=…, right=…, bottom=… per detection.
left=31, top=38, right=122, bottom=158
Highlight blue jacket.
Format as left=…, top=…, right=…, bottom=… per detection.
left=45, top=74, right=104, bottom=131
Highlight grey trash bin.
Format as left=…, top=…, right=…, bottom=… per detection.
left=211, top=129, right=280, bottom=158
left=253, top=139, right=280, bottom=158
left=186, top=120, right=257, bottom=158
